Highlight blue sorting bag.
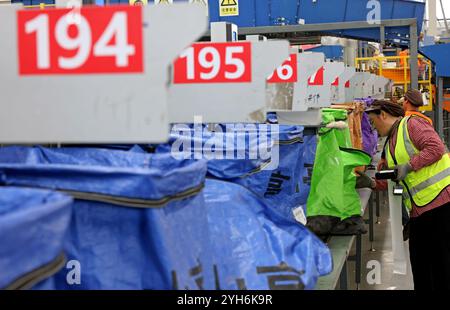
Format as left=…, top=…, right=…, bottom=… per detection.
left=203, top=179, right=332, bottom=290
left=158, top=123, right=305, bottom=222
left=0, top=146, right=213, bottom=290
left=0, top=186, right=72, bottom=290
left=295, top=134, right=318, bottom=216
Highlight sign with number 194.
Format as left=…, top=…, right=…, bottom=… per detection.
left=17, top=6, right=143, bottom=75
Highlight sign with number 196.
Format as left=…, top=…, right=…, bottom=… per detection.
left=17, top=6, right=143, bottom=75
left=267, top=53, right=297, bottom=83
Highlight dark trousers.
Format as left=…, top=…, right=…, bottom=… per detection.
left=409, top=202, right=450, bottom=290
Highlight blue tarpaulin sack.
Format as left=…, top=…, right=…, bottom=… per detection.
left=213, top=124, right=305, bottom=222
left=204, top=179, right=332, bottom=290
left=0, top=146, right=213, bottom=290
left=159, top=124, right=305, bottom=222
left=0, top=186, right=72, bottom=290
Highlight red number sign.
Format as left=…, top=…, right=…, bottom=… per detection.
left=173, top=42, right=252, bottom=84
left=17, top=6, right=143, bottom=75
left=267, top=54, right=297, bottom=83
left=308, top=66, right=324, bottom=86
left=331, top=77, right=339, bottom=86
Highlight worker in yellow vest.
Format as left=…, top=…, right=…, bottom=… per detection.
left=365, top=100, right=450, bottom=290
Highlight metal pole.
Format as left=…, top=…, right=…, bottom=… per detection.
left=445, top=110, right=449, bottom=148
left=439, top=0, right=449, bottom=34
left=339, top=262, right=348, bottom=290
left=437, top=77, right=445, bottom=139
left=428, top=0, right=438, bottom=37
left=376, top=190, right=381, bottom=224
left=358, top=41, right=363, bottom=59
left=380, top=25, right=385, bottom=53
left=368, top=193, right=376, bottom=251
left=435, top=84, right=440, bottom=133
left=409, top=22, right=419, bottom=90
left=447, top=110, right=450, bottom=149
left=355, top=234, right=362, bottom=290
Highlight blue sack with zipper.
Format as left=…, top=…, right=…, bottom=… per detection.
left=157, top=123, right=305, bottom=222
left=0, top=186, right=72, bottom=290
left=295, top=134, right=318, bottom=217
left=204, top=178, right=332, bottom=290
left=0, top=146, right=213, bottom=290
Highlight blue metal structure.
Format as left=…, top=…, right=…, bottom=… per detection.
left=12, top=0, right=53, bottom=5
left=305, top=45, right=344, bottom=61
left=421, top=43, right=450, bottom=78
left=12, top=0, right=424, bottom=46
left=420, top=44, right=450, bottom=143
left=107, top=0, right=191, bottom=3
left=208, top=0, right=425, bottom=44
left=12, top=0, right=193, bottom=5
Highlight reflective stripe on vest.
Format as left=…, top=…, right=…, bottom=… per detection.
left=386, top=117, right=450, bottom=209
left=402, top=120, right=417, bottom=158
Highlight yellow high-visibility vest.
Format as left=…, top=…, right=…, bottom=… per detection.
left=386, top=116, right=450, bottom=210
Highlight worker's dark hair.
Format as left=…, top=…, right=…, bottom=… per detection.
left=367, top=100, right=405, bottom=117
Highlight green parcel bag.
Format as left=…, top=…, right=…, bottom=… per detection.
left=306, top=109, right=371, bottom=236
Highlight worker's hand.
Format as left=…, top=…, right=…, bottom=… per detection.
left=393, top=163, right=413, bottom=182
left=377, top=158, right=387, bottom=171
left=355, top=171, right=376, bottom=189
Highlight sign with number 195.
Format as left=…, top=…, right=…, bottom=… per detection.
left=173, top=42, right=252, bottom=84
left=17, top=6, right=143, bottom=75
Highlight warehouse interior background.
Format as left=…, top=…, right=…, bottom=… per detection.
left=0, top=0, right=450, bottom=292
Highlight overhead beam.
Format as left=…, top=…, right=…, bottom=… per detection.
left=410, top=22, right=419, bottom=90
left=428, top=0, right=438, bottom=36
left=380, top=25, right=385, bottom=52
left=439, top=0, right=449, bottom=34
left=436, top=77, right=444, bottom=140
left=218, top=19, right=418, bottom=35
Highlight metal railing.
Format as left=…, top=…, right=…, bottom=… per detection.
left=355, top=55, right=434, bottom=111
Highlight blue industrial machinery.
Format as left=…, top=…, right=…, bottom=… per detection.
left=10, top=0, right=423, bottom=92
left=421, top=43, right=450, bottom=79
left=208, top=0, right=425, bottom=44
left=12, top=0, right=425, bottom=45
left=11, top=0, right=195, bottom=5
left=11, top=0, right=53, bottom=5
left=305, top=45, right=344, bottom=61
left=420, top=43, right=450, bottom=141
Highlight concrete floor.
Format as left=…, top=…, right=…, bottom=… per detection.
left=347, top=192, right=414, bottom=290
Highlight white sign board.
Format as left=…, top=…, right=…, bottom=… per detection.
left=304, top=61, right=344, bottom=108
left=331, top=66, right=356, bottom=104
left=0, top=5, right=207, bottom=143
left=168, top=40, right=290, bottom=123
left=55, top=0, right=81, bottom=8
left=373, top=76, right=390, bottom=98
left=275, top=109, right=323, bottom=126
left=355, top=72, right=373, bottom=99
left=292, top=52, right=324, bottom=112
left=362, top=74, right=377, bottom=97
left=155, top=0, right=173, bottom=4
left=265, top=48, right=298, bottom=112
